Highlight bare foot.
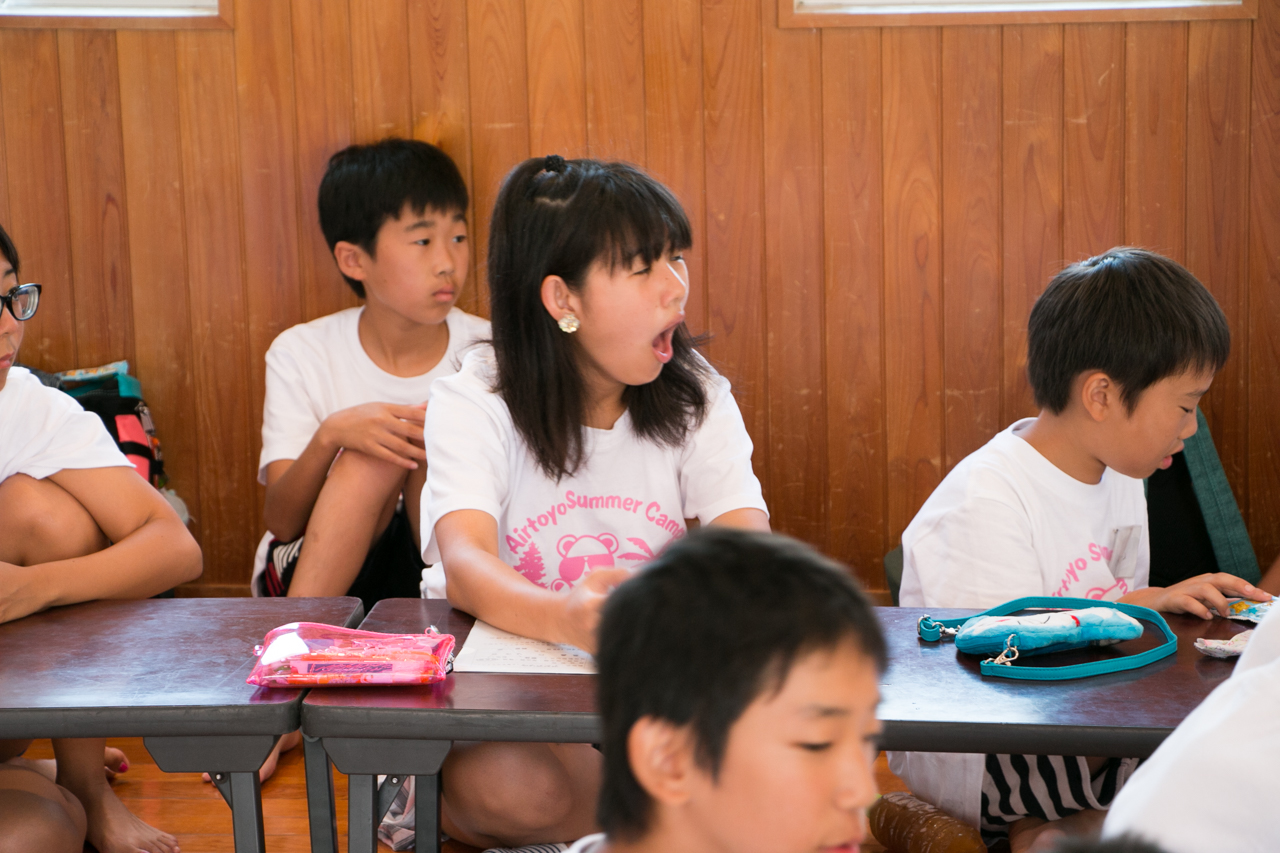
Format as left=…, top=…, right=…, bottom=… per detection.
left=77, top=781, right=179, bottom=853
left=200, top=728, right=301, bottom=785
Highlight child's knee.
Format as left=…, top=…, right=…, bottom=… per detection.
left=0, top=785, right=86, bottom=853
left=0, top=475, right=105, bottom=565
left=327, top=449, right=410, bottom=497
left=448, top=744, right=576, bottom=834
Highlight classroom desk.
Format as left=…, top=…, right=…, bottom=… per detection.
left=0, top=596, right=363, bottom=853
left=302, top=599, right=1248, bottom=853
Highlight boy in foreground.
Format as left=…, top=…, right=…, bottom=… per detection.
left=893, top=248, right=1266, bottom=851
left=0, top=222, right=203, bottom=852
left=565, top=527, right=886, bottom=853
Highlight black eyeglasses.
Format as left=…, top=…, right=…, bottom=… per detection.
left=1, top=283, right=40, bottom=321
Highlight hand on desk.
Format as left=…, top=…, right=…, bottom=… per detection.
left=557, top=567, right=632, bottom=654
left=1121, top=573, right=1268, bottom=620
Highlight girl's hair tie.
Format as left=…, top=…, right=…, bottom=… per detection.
left=542, top=154, right=566, bottom=174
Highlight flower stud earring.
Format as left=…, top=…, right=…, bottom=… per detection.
left=558, top=312, right=580, bottom=333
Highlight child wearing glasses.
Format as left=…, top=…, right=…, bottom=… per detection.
left=0, top=221, right=202, bottom=853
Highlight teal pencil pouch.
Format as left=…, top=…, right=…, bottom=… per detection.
left=917, top=596, right=1176, bottom=681
left=954, top=607, right=1143, bottom=656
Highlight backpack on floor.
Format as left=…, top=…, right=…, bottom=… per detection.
left=57, top=360, right=167, bottom=489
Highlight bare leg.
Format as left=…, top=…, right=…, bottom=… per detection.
left=404, top=462, right=427, bottom=552
left=55, top=738, right=178, bottom=853
left=288, top=450, right=407, bottom=598
left=440, top=742, right=601, bottom=849
left=0, top=764, right=86, bottom=853
left=1008, top=810, right=1106, bottom=853
left=3, top=739, right=128, bottom=782
left=0, top=474, right=109, bottom=567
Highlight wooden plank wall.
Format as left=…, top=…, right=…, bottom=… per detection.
left=1, top=0, right=1278, bottom=595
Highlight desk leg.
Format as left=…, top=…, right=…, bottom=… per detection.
left=228, top=771, right=266, bottom=853
left=348, top=774, right=379, bottom=853
left=303, top=734, right=338, bottom=853
left=415, top=773, right=442, bottom=853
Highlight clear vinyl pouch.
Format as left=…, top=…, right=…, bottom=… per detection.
left=246, top=621, right=456, bottom=687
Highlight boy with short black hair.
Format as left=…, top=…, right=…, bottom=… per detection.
left=254, top=138, right=489, bottom=610
left=893, top=248, right=1266, bottom=851
left=0, top=222, right=202, bottom=853
left=567, top=527, right=886, bottom=853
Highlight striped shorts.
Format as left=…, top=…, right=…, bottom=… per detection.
left=979, top=753, right=1140, bottom=844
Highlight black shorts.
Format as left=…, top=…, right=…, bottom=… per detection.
left=261, top=504, right=426, bottom=613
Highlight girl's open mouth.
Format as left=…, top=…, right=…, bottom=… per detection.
left=652, top=326, right=675, bottom=364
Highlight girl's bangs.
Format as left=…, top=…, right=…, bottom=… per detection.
left=583, top=173, right=692, bottom=272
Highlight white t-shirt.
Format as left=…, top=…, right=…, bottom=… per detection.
left=1102, top=603, right=1280, bottom=852
left=257, top=305, right=491, bottom=482
left=0, top=366, right=132, bottom=482
left=565, top=834, right=607, bottom=853
left=899, top=418, right=1150, bottom=609
left=251, top=306, right=490, bottom=593
left=420, top=346, right=767, bottom=593
left=891, top=418, right=1150, bottom=829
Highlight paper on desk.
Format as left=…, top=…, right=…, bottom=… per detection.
left=452, top=619, right=597, bottom=674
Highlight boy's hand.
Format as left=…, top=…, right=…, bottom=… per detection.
left=319, top=402, right=427, bottom=470
left=1122, top=573, right=1269, bottom=620
left=558, top=568, right=632, bottom=654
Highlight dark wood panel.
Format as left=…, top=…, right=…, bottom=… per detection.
left=290, top=0, right=357, bottom=322
left=642, top=0, right=707, bottom=335
left=0, top=77, right=9, bottom=229
left=584, top=0, right=645, bottom=164
left=882, top=27, right=942, bottom=545
left=822, top=27, right=886, bottom=586
left=701, top=0, right=769, bottom=499
left=1125, top=22, right=1189, bottom=261
left=1187, top=19, right=1252, bottom=514
left=762, top=4, right=827, bottom=548
left=1002, top=25, right=1064, bottom=423
left=941, top=26, right=1001, bottom=470
left=1063, top=23, right=1125, bottom=261
left=1249, top=0, right=1280, bottom=562
left=467, top=0, right=531, bottom=318
left=175, top=30, right=257, bottom=586
left=57, top=30, right=134, bottom=372
left=350, top=0, right=413, bottom=142
left=116, top=30, right=204, bottom=548
left=234, top=0, right=304, bottom=508
left=0, top=30, right=76, bottom=372
left=408, top=0, right=478, bottom=313
left=525, top=0, right=587, bottom=159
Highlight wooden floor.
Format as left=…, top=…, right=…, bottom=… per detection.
left=25, top=738, right=909, bottom=852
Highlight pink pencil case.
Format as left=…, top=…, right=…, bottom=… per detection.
left=246, top=622, right=456, bottom=687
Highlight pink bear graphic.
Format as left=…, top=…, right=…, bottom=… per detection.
left=553, top=533, right=619, bottom=591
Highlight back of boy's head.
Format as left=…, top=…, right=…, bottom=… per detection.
left=0, top=221, right=19, bottom=279
left=317, top=137, right=468, bottom=298
left=595, top=528, right=888, bottom=841
left=1027, top=248, right=1229, bottom=414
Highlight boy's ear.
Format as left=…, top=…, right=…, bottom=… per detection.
left=627, top=716, right=698, bottom=808
left=333, top=240, right=370, bottom=284
left=540, top=275, right=580, bottom=325
left=1079, top=370, right=1117, bottom=422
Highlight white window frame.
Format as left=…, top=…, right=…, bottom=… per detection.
left=0, top=0, right=230, bottom=29
left=782, top=0, right=1255, bottom=26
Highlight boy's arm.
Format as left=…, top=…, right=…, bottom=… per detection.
left=263, top=401, right=427, bottom=541
left=0, top=467, right=202, bottom=624
left=435, top=509, right=629, bottom=654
